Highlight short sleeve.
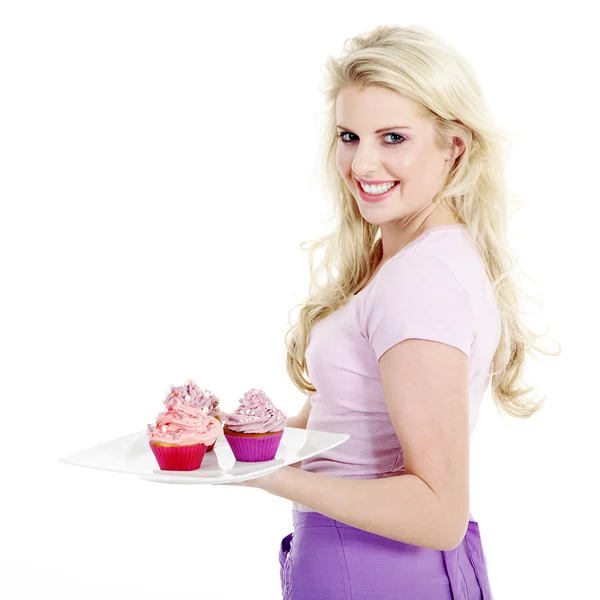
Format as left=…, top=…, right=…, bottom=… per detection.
left=363, top=254, right=474, bottom=362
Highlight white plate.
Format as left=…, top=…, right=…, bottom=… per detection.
left=59, top=427, right=350, bottom=484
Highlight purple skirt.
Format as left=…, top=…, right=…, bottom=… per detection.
left=279, top=509, right=493, bottom=599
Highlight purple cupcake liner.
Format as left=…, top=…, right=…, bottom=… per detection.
left=223, top=430, right=284, bottom=462
left=149, top=441, right=207, bottom=471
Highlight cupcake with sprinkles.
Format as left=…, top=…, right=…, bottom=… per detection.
left=222, top=388, right=287, bottom=462
left=147, top=387, right=223, bottom=471
left=164, top=379, right=222, bottom=452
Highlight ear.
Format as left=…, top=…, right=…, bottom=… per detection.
left=450, top=136, right=466, bottom=161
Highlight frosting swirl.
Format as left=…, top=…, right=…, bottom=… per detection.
left=222, top=388, right=287, bottom=434
left=147, top=398, right=223, bottom=446
left=164, top=378, right=221, bottom=419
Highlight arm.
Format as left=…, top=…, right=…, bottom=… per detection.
left=262, top=467, right=453, bottom=549
left=258, top=338, right=470, bottom=551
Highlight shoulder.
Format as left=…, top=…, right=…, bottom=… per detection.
left=362, top=249, right=475, bottom=361
left=369, top=250, right=469, bottom=301
left=365, top=224, right=483, bottom=302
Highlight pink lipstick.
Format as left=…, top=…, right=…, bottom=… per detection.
left=357, top=180, right=399, bottom=203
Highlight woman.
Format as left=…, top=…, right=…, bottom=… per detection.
left=229, top=24, right=559, bottom=599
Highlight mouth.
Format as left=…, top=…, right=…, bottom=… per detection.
left=356, top=179, right=400, bottom=203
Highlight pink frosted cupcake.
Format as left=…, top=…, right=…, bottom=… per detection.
left=164, top=379, right=222, bottom=452
left=147, top=394, right=223, bottom=471
left=222, top=388, right=287, bottom=462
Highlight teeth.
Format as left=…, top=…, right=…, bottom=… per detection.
left=360, top=181, right=396, bottom=194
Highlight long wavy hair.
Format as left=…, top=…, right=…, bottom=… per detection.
left=284, top=24, right=561, bottom=419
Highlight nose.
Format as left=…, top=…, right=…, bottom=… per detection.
left=351, top=144, right=383, bottom=180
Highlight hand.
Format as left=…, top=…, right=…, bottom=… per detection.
left=219, top=466, right=288, bottom=490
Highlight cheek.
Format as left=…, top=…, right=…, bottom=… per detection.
left=336, top=156, right=356, bottom=189
left=396, top=150, right=418, bottom=171
left=335, top=147, right=350, bottom=174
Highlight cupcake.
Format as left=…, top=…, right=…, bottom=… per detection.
left=164, top=379, right=222, bottom=452
left=222, top=388, right=287, bottom=462
left=147, top=394, right=223, bottom=471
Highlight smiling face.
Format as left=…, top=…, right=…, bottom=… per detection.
left=335, top=85, right=462, bottom=232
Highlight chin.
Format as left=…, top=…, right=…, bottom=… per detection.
left=357, top=205, right=400, bottom=225
left=358, top=213, right=390, bottom=226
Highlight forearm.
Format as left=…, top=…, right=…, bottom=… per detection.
left=262, top=467, right=465, bottom=551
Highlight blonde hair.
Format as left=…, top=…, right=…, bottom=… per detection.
left=284, top=24, right=561, bottom=419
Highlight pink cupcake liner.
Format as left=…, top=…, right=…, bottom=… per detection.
left=149, top=441, right=208, bottom=471
left=205, top=416, right=222, bottom=452
left=223, top=430, right=284, bottom=462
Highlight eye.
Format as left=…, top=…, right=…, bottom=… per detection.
left=336, top=132, right=406, bottom=145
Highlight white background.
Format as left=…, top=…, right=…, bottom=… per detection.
left=1, top=1, right=598, bottom=598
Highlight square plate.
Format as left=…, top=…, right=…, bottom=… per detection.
left=59, top=427, right=350, bottom=484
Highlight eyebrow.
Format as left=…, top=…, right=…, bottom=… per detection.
left=336, top=125, right=412, bottom=133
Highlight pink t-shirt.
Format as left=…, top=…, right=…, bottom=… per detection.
left=293, top=224, right=501, bottom=519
